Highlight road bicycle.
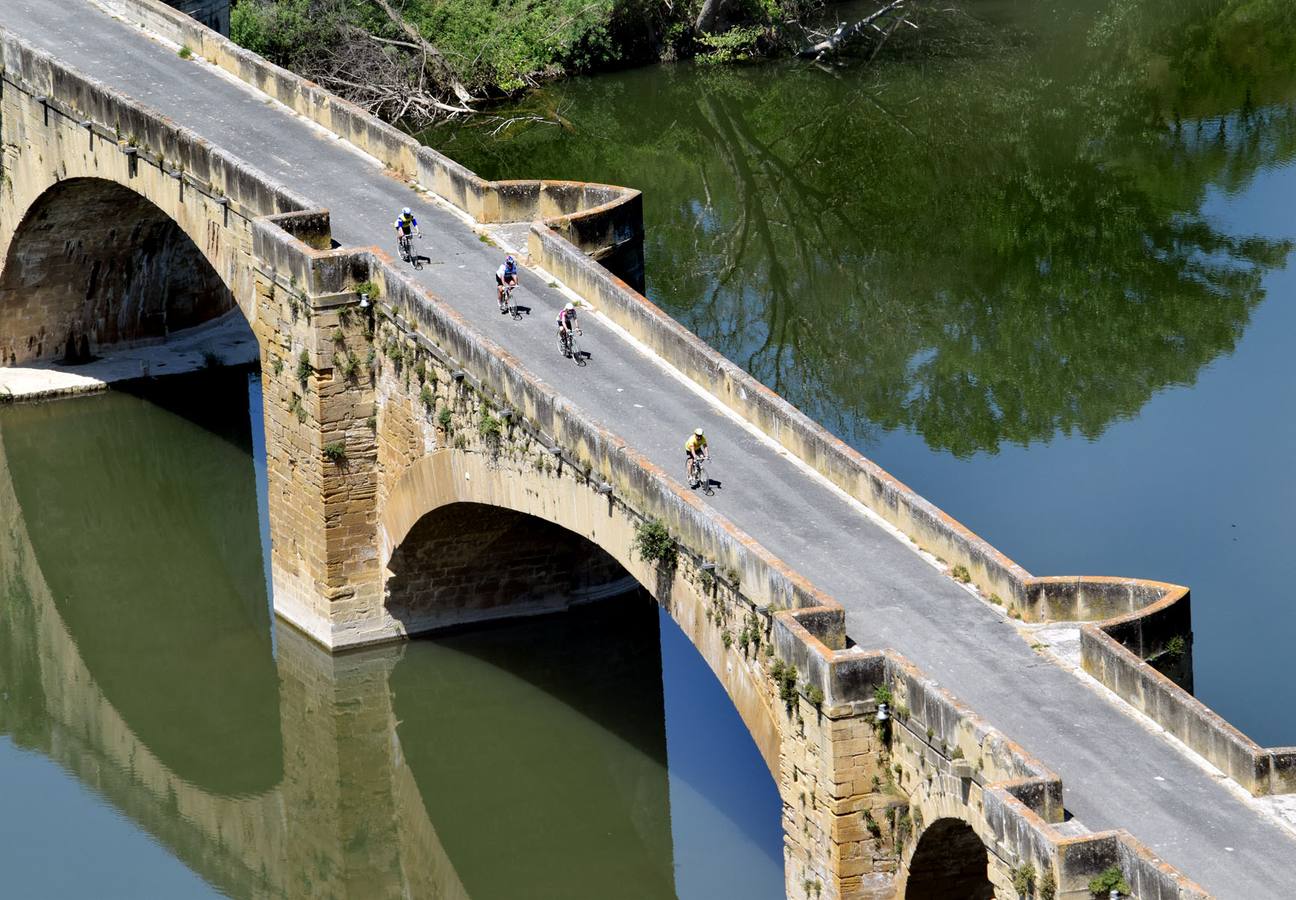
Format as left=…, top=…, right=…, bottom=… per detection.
left=558, top=328, right=585, bottom=365
left=688, top=455, right=713, bottom=495
left=398, top=233, right=422, bottom=269
left=499, top=281, right=518, bottom=317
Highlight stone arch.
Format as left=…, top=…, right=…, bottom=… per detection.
left=0, top=177, right=239, bottom=365
left=901, top=817, right=994, bottom=900
left=378, top=446, right=782, bottom=771
left=386, top=500, right=638, bottom=632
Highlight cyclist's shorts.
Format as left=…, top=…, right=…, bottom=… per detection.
left=495, top=274, right=505, bottom=285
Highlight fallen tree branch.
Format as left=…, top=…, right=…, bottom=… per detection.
left=367, top=0, right=475, bottom=104
left=797, top=0, right=911, bottom=60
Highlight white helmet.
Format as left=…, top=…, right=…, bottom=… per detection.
left=564, top=302, right=576, bottom=311
left=402, top=207, right=411, bottom=216
left=695, top=428, right=704, bottom=436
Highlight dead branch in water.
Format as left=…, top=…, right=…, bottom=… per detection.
left=798, top=0, right=916, bottom=61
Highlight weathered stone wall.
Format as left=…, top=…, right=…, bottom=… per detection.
left=0, top=177, right=233, bottom=364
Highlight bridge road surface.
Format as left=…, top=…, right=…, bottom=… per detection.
left=7, top=2, right=1296, bottom=895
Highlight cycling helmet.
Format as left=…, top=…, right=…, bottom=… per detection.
left=402, top=207, right=411, bottom=216
left=695, top=428, right=705, bottom=436
left=564, top=302, right=576, bottom=311
left=506, top=254, right=515, bottom=263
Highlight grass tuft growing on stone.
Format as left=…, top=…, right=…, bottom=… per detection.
left=478, top=411, right=503, bottom=442
left=632, top=518, right=677, bottom=570
left=322, top=441, right=346, bottom=463
left=1011, top=863, right=1036, bottom=896
left=177, top=46, right=193, bottom=59
left=1088, top=866, right=1129, bottom=898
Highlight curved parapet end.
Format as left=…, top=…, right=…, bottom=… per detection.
left=94, top=0, right=647, bottom=287
left=777, top=606, right=1210, bottom=899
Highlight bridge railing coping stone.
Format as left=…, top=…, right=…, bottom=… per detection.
left=0, top=33, right=315, bottom=224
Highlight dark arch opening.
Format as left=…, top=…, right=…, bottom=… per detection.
left=386, top=500, right=635, bottom=630
left=385, top=499, right=785, bottom=898
left=0, top=177, right=234, bottom=366
left=905, top=817, right=994, bottom=900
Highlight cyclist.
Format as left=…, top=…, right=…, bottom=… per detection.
left=496, top=254, right=519, bottom=311
left=557, top=302, right=582, bottom=356
left=394, top=207, right=422, bottom=260
left=684, top=428, right=709, bottom=488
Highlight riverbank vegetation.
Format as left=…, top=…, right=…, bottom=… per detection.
left=228, top=0, right=939, bottom=125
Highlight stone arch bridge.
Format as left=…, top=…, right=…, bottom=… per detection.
left=2, top=2, right=1294, bottom=897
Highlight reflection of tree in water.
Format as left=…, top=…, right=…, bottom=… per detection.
left=429, top=0, right=1296, bottom=456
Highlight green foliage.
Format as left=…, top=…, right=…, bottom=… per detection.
left=178, top=45, right=193, bottom=59
left=1165, top=634, right=1187, bottom=659
left=340, top=352, right=361, bottom=383
left=322, top=441, right=346, bottom=462
left=354, top=280, right=379, bottom=299
left=632, top=518, right=677, bottom=569
left=414, top=360, right=427, bottom=383
left=696, top=26, right=766, bottom=64
left=232, top=0, right=814, bottom=107
left=478, top=410, right=503, bottom=442
left=296, top=349, right=311, bottom=385
left=420, top=384, right=436, bottom=410
left=770, top=659, right=798, bottom=708
left=387, top=341, right=406, bottom=373
left=894, top=809, right=912, bottom=847
left=1012, top=863, right=1036, bottom=895
left=951, top=564, right=971, bottom=583
left=874, top=684, right=893, bottom=707
left=271, top=355, right=284, bottom=376
left=437, top=407, right=453, bottom=430
left=1039, top=870, right=1057, bottom=900
left=1088, top=866, right=1130, bottom=897
left=862, top=809, right=881, bottom=838
left=331, top=328, right=346, bottom=346
left=721, top=630, right=733, bottom=649
left=806, top=683, right=824, bottom=708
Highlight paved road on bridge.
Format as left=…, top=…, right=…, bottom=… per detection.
left=6, top=2, right=1295, bottom=894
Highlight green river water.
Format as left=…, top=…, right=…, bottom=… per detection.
left=0, top=372, right=783, bottom=897
left=4, top=0, right=1296, bottom=895
left=427, top=0, right=1296, bottom=746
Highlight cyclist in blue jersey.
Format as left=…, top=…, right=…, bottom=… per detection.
left=394, top=207, right=421, bottom=261
left=496, top=254, right=519, bottom=311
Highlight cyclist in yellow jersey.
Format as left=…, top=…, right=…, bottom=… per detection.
left=684, top=428, right=709, bottom=488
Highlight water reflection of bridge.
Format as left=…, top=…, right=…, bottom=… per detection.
left=0, top=392, right=680, bottom=899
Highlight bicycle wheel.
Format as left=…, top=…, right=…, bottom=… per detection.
left=698, top=463, right=713, bottom=495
